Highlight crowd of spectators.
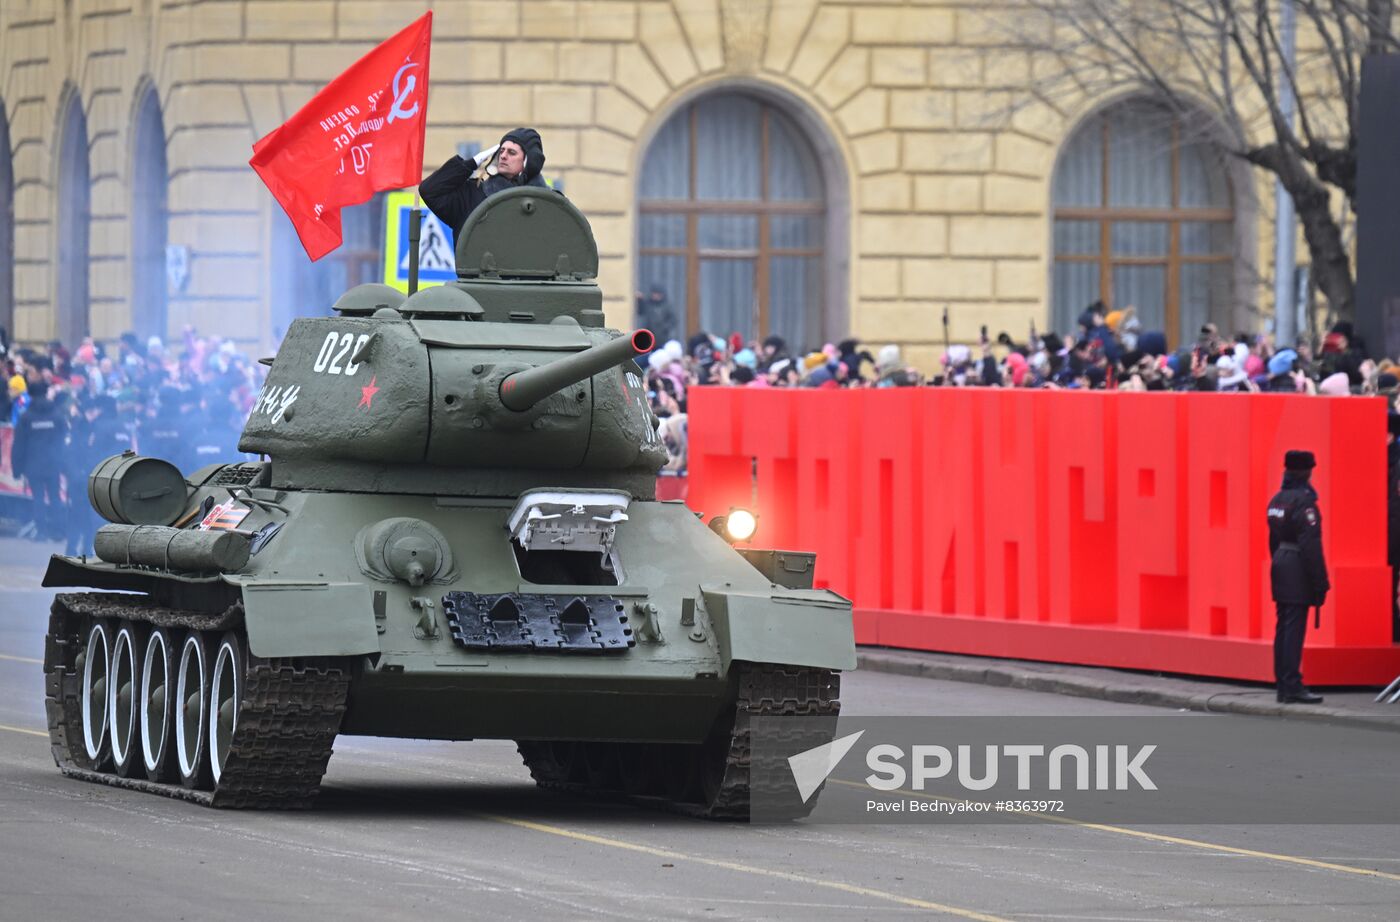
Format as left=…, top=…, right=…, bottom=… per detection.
left=6, top=302, right=1400, bottom=562
left=644, top=302, right=1400, bottom=474
left=1, top=327, right=260, bottom=554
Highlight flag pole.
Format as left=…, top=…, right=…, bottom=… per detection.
left=408, top=190, right=423, bottom=295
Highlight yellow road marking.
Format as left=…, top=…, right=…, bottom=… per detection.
left=485, top=813, right=1012, bottom=921
left=0, top=723, right=48, bottom=738
left=834, top=779, right=1400, bottom=883
left=0, top=653, right=43, bottom=665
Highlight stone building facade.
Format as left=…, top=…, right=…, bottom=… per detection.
left=0, top=0, right=1278, bottom=370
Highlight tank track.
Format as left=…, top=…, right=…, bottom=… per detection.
left=516, top=662, right=840, bottom=821
left=44, top=592, right=350, bottom=809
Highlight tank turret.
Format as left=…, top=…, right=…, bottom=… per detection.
left=239, top=189, right=667, bottom=497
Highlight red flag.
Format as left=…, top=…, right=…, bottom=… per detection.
left=250, top=12, right=432, bottom=261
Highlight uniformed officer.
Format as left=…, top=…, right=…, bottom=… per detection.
left=1266, top=450, right=1329, bottom=703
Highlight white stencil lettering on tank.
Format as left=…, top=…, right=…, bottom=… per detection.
left=253, top=384, right=301, bottom=424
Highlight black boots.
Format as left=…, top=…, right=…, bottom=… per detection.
left=1277, top=689, right=1324, bottom=704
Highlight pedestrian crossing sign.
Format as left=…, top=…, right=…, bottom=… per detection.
left=381, top=189, right=456, bottom=293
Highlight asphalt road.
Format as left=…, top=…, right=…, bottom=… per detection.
left=1, top=536, right=1397, bottom=921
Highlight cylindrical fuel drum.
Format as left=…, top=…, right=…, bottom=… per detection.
left=88, top=453, right=188, bottom=525
left=94, top=524, right=251, bottom=573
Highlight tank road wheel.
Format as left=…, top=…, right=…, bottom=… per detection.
left=80, top=620, right=114, bottom=771
left=616, top=744, right=661, bottom=796
left=580, top=742, right=620, bottom=791
left=175, top=631, right=212, bottom=790
left=660, top=743, right=702, bottom=804
left=551, top=741, right=587, bottom=783
left=140, top=627, right=178, bottom=782
left=209, top=632, right=245, bottom=786
left=108, top=621, right=146, bottom=778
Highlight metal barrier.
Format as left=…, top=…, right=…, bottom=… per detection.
left=687, top=387, right=1400, bottom=685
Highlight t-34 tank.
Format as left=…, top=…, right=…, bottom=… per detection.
left=41, top=187, right=855, bottom=818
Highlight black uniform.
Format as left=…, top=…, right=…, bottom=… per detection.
left=419, top=128, right=548, bottom=237
left=11, top=392, right=68, bottom=540
left=1266, top=453, right=1329, bottom=700
left=1389, top=461, right=1400, bottom=641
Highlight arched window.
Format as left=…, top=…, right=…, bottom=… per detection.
left=0, top=100, right=13, bottom=341
left=56, top=91, right=90, bottom=346
left=269, top=195, right=384, bottom=343
left=637, top=93, right=826, bottom=349
left=130, top=84, right=168, bottom=340
left=1051, top=99, right=1233, bottom=345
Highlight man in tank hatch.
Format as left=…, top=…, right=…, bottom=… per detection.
left=419, top=127, right=549, bottom=237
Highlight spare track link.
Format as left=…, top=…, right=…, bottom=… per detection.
left=516, top=662, right=840, bottom=821
left=44, top=592, right=351, bottom=809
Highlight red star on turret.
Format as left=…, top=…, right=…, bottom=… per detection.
left=358, top=375, right=379, bottom=409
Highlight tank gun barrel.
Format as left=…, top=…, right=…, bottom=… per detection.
left=500, top=329, right=655, bottom=412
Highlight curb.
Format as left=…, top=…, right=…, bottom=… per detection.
left=856, top=648, right=1400, bottom=734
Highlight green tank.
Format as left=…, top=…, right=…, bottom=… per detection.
left=41, top=187, right=855, bottom=819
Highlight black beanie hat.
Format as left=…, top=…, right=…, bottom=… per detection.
left=498, top=127, right=545, bottom=180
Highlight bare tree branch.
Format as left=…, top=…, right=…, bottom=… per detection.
left=999, top=0, right=1372, bottom=319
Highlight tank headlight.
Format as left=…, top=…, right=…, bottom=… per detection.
left=709, top=507, right=757, bottom=544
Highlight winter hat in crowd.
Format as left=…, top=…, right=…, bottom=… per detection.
left=1267, top=348, right=1298, bottom=376
left=733, top=348, right=757, bottom=370
left=1216, top=354, right=1247, bottom=389
left=876, top=344, right=901, bottom=374
left=1137, top=331, right=1167, bottom=356
left=1105, top=310, right=1124, bottom=331
left=648, top=350, right=671, bottom=372
left=943, top=344, right=971, bottom=367
left=1379, top=372, right=1399, bottom=391
left=7, top=374, right=26, bottom=396
left=1318, top=372, right=1350, bottom=396
left=728, top=333, right=744, bottom=353
left=803, top=351, right=827, bottom=371
left=1321, top=332, right=1346, bottom=354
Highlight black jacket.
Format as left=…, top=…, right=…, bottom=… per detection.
left=419, top=156, right=550, bottom=238
left=88, top=413, right=133, bottom=468
left=11, top=396, right=67, bottom=481
left=1267, top=473, right=1330, bottom=605
left=1389, top=462, right=1400, bottom=567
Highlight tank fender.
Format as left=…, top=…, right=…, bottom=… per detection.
left=239, top=580, right=381, bottom=658
left=700, top=586, right=856, bottom=672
